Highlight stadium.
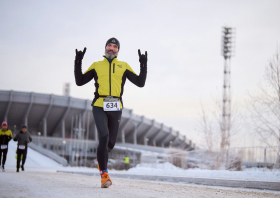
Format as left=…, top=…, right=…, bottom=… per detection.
left=0, top=90, right=195, bottom=166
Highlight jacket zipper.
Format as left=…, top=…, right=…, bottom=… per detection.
left=109, top=62, right=111, bottom=96
left=113, top=63, right=115, bottom=73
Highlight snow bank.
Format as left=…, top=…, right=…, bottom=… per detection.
left=126, top=162, right=280, bottom=181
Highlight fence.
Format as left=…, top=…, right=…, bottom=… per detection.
left=139, top=146, right=280, bottom=171
left=28, top=142, right=68, bottom=166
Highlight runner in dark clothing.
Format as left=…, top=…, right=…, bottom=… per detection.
left=13, top=125, right=32, bottom=172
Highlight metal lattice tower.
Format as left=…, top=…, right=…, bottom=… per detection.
left=63, top=83, right=70, bottom=97
left=221, top=27, right=235, bottom=149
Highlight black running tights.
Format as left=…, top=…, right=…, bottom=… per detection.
left=17, top=148, right=27, bottom=169
left=92, top=106, right=122, bottom=171
left=0, top=148, right=8, bottom=166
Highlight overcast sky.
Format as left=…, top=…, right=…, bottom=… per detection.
left=1, top=0, right=280, bottom=148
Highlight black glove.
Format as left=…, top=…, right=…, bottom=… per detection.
left=138, top=49, right=148, bottom=67
left=75, top=47, right=87, bottom=64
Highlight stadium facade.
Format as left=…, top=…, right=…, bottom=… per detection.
left=0, top=90, right=195, bottom=166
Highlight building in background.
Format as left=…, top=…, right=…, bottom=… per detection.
left=0, top=90, right=195, bottom=167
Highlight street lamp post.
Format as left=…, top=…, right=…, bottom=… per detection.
left=14, top=125, right=16, bottom=136
left=76, top=153, right=80, bottom=166
left=62, top=140, right=66, bottom=159
left=38, top=132, right=41, bottom=146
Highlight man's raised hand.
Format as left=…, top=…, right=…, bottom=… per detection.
left=75, top=47, right=87, bottom=63
left=138, top=49, right=148, bottom=67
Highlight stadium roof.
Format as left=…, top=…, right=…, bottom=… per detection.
left=0, top=90, right=195, bottom=150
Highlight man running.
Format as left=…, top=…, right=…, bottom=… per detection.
left=0, top=121, right=13, bottom=172
left=74, top=38, right=147, bottom=188
left=13, top=125, right=32, bottom=172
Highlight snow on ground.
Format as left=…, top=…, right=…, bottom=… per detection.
left=14, top=162, right=278, bottom=183
left=2, top=171, right=280, bottom=198
left=2, top=146, right=280, bottom=197
left=3, top=141, right=280, bottom=182
left=5, top=141, right=62, bottom=168
left=125, top=162, right=280, bottom=181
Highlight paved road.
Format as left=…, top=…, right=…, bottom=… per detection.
left=1, top=170, right=279, bottom=198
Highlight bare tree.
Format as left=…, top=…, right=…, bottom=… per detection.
left=247, top=49, right=280, bottom=168
left=197, top=105, right=215, bottom=151
left=197, top=104, right=224, bottom=169
left=197, top=100, right=240, bottom=169
left=247, top=49, right=280, bottom=147
left=198, top=96, right=239, bottom=150
left=212, top=96, right=239, bottom=149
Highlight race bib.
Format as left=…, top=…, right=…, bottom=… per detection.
left=1, top=145, right=7, bottom=149
left=18, top=145, right=26, bottom=150
left=103, top=98, right=120, bottom=111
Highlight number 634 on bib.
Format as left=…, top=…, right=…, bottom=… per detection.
left=103, top=98, right=120, bottom=111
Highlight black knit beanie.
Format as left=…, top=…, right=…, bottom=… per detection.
left=105, top=37, right=120, bottom=50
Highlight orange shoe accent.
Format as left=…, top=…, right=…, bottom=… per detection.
left=101, top=172, right=112, bottom=188
left=97, top=163, right=100, bottom=171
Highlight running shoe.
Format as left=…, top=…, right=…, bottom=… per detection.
left=21, top=165, right=24, bottom=171
left=101, top=172, right=112, bottom=188
left=2, top=166, right=5, bottom=172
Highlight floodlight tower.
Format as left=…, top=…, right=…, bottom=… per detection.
left=221, top=27, right=235, bottom=149
left=63, top=83, right=70, bottom=97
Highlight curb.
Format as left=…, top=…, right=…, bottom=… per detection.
left=57, top=171, right=280, bottom=191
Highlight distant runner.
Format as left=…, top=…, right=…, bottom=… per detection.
left=0, top=121, right=13, bottom=172
left=124, top=155, right=130, bottom=170
left=74, top=38, right=147, bottom=188
left=13, top=125, right=32, bottom=172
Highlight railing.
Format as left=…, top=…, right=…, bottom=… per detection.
left=139, top=146, right=280, bottom=170
left=31, top=136, right=98, bottom=167
left=31, top=136, right=145, bottom=168
left=28, top=142, right=68, bottom=166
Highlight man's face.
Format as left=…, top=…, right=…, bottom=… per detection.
left=105, top=43, right=119, bottom=54
left=1, top=126, right=7, bottom=131
left=22, top=128, right=27, bottom=133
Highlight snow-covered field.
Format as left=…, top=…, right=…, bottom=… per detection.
left=125, top=163, right=280, bottom=182
left=2, top=171, right=280, bottom=198
left=2, top=142, right=280, bottom=197
left=4, top=141, right=280, bottom=183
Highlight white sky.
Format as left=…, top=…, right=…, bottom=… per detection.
left=1, top=0, right=280, bottom=148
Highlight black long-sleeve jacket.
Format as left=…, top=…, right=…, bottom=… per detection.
left=13, top=131, right=32, bottom=147
left=74, top=57, right=147, bottom=108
